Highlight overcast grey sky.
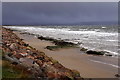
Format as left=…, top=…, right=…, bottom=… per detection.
left=2, top=0, right=119, bottom=2
left=2, top=2, right=118, bottom=25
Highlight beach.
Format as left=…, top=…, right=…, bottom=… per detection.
left=2, top=28, right=84, bottom=79
left=14, top=30, right=118, bottom=78
left=2, top=2, right=118, bottom=79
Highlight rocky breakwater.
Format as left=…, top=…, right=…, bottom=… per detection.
left=2, top=27, right=83, bottom=80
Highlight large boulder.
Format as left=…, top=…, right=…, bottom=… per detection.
left=86, top=50, right=105, bottom=55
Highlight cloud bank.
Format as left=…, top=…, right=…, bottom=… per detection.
left=2, top=2, right=118, bottom=25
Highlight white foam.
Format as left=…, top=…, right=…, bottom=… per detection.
left=4, top=26, right=118, bottom=56
left=103, top=50, right=118, bottom=55
left=90, top=59, right=120, bottom=68
left=106, top=40, right=118, bottom=42
left=102, top=27, right=106, bottom=29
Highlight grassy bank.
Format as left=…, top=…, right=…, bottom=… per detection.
left=2, top=50, right=31, bottom=78
left=2, top=60, right=31, bottom=78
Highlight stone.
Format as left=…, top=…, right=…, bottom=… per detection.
left=19, top=53, right=28, bottom=57
left=80, top=47, right=88, bottom=51
left=71, top=70, right=80, bottom=77
left=86, top=50, right=105, bottom=55
left=9, top=43, right=18, bottom=50
left=36, top=60, right=43, bottom=67
left=19, top=58, right=34, bottom=67
left=115, top=74, right=120, bottom=77
left=2, top=28, right=82, bottom=79
left=14, top=54, right=23, bottom=59
left=47, top=72, right=56, bottom=79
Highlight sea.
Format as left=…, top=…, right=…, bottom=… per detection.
left=3, top=25, right=119, bottom=57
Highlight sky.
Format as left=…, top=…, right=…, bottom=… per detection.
left=2, top=0, right=120, bottom=2
left=2, top=2, right=118, bottom=25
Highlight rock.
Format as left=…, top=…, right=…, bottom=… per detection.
left=19, top=53, right=28, bottom=57
left=4, top=55, right=20, bottom=64
left=50, top=58, right=58, bottom=64
left=27, top=55, right=34, bottom=59
left=53, top=63, right=63, bottom=69
left=11, top=62, right=18, bottom=65
left=105, top=54, right=113, bottom=56
left=44, top=56, right=51, bottom=62
left=23, top=43, right=29, bottom=47
left=115, top=74, right=120, bottom=77
left=19, top=58, right=34, bottom=67
left=104, top=52, right=113, bottom=56
left=20, top=39, right=24, bottom=41
left=9, top=43, right=18, bottom=50
left=14, top=54, right=23, bottom=59
left=47, top=72, right=56, bottom=79
left=80, top=47, right=88, bottom=52
left=2, top=28, right=82, bottom=79
left=37, top=56, right=44, bottom=60
left=7, top=53, right=13, bottom=57
left=71, top=70, right=80, bottom=77
left=47, top=61, right=54, bottom=65
left=86, top=50, right=105, bottom=55
left=36, top=60, right=43, bottom=67
left=64, top=71, right=74, bottom=80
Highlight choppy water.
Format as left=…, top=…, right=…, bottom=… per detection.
left=4, top=25, right=118, bottom=56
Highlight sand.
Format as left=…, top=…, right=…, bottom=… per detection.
left=14, top=31, right=118, bottom=78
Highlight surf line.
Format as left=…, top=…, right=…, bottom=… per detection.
left=89, top=59, right=120, bottom=68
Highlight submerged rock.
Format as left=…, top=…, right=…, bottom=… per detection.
left=80, top=47, right=88, bottom=52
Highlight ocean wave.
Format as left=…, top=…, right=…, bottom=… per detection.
left=90, top=59, right=119, bottom=68
left=4, top=26, right=118, bottom=56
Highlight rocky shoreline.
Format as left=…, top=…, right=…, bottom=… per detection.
left=2, top=27, right=83, bottom=79
left=8, top=28, right=117, bottom=57
left=19, top=31, right=78, bottom=51
left=15, top=30, right=116, bottom=57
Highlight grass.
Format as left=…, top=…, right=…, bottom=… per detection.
left=0, top=49, right=2, bottom=57
left=1, top=50, right=33, bottom=78
left=2, top=60, right=29, bottom=78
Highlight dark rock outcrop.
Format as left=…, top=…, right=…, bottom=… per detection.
left=86, top=50, right=105, bottom=55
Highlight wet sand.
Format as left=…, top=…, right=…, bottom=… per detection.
left=14, top=31, right=118, bottom=78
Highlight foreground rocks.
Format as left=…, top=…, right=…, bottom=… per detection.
left=80, top=47, right=115, bottom=57
left=2, top=28, right=83, bottom=79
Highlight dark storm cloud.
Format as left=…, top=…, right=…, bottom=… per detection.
left=2, top=2, right=118, bottom=25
